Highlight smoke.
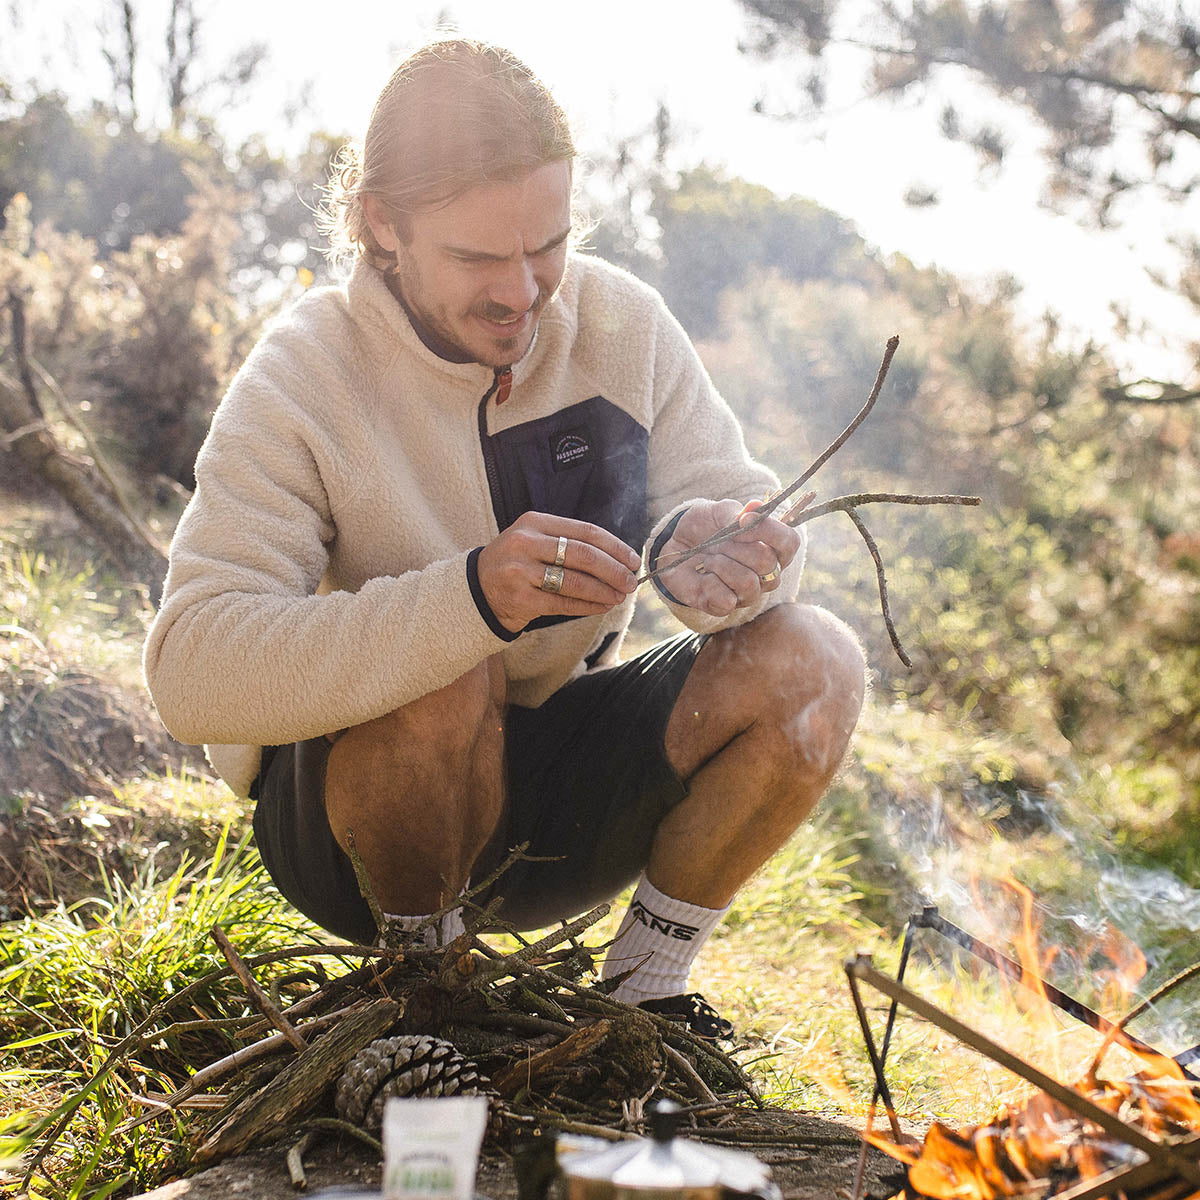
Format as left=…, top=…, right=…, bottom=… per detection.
left=872, top=782, right=1200, bottom=1059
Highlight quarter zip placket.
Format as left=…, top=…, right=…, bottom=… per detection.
left=477, top=366, right=515, bottom=531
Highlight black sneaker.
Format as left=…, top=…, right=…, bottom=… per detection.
left=637, top=993, right=734, bottom=1042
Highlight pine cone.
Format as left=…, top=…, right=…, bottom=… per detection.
left=335, top=1034, right=488, bottom=1131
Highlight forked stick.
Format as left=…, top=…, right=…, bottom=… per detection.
left=638, top=335, right=902, bottom=587
left=638, top=335, right=980, bottom=665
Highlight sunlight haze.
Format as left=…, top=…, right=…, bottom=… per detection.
left=5, top=0, right=1196, bottom=381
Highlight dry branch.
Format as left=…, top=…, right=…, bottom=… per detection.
left=493, top=1019, right=614, bottom=1097
left=35, top=895, right=775, bottom=1182
left=211, top=923, right=308, bottom=1053
left=844, top=510, right=911, bottom=669
left=1, top=288, right=167, bottom=597
left=195, top=998, right=401, bottom=1164
left=635, top=335, right=980, bottom=667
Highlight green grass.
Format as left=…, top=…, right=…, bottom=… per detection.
left=0, top=827, right=322, bottom=1198
left=1, top=538, right=146, bottom=686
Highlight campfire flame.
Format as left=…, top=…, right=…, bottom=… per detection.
left=870, top=1054, right=1200, bottom=1198
left=865, top=883, right=1200, bottom=1199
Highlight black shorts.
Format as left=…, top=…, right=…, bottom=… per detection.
left=251, top=631, right=707, bottom=943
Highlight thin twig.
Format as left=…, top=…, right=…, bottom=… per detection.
left=1089, top=960, right=1200, bottom=1079
left=119, top=1002, right=370, bottom=1133
left=468, top=904, right=610, bottom=988
left=20, top=942, right=381, bottom=1187
left=29, top=353, right=164, bottom=553
left=211, top=925, right=307, bottom=1052
left=298, top=1117, right=383, bottom=1155
left=638, top=334, right=901, bottom=586
left=287, top=1129, right=318, bottom=1190
left=345, top=828, right=386, bottom=941
left=790, top=492, right=981, bottom=524
left=845, top=509, right=911, bottom=669
left=663, top=1043, right=720, bottom=1105
left=414, top=842, right=550, bottom=944
left=796, top=335, right=901, bottom=489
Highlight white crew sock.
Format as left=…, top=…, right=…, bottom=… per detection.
left=383, top=907, right=466, bottom=949
left=599, top=875, right=729, bottom=1006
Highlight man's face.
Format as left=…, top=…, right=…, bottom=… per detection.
left=373, top=162, right=572, bottom=368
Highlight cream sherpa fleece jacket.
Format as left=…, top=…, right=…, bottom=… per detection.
left=144, top=254, right=805, bottom=797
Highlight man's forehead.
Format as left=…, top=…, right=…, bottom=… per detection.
left=414, top=161, right=572, bottom=251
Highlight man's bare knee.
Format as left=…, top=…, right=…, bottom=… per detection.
left=322, top=657, right=507, bottom=910
left=667, top=602, right=864, bottom=782
left=757, top=604, right=866, bottom=779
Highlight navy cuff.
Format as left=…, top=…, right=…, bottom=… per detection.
left=647, top=509, right=689, bottom=607
left=466, top=546, right=522, bottom=642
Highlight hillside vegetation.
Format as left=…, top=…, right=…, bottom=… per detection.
left=1, top=87, right=1199, bottom=1198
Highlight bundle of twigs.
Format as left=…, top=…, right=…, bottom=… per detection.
left=640, top=335, right=981, bottom=667
left=19, top=851, right=790, bottom=1192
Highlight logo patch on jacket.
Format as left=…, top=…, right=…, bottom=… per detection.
left=550, top=427, right=594, bottom=472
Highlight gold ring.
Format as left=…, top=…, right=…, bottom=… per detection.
left=554, top=536, right=568, bottom=568
left=760, top=568, right=780, bottom=585
left=695, top=560, right=708, bottom=574
left=541, top=564, right=565, bottom=593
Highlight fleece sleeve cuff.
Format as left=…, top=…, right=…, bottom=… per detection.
left=643, top=500, right=809, bottom=636
left=466, top=546, right=523, bottom=642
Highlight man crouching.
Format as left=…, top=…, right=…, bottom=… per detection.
left=143, top=38, right=865, bottom=1041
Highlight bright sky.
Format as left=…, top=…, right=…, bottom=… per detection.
left=6, top=0, right=1198, bottom=381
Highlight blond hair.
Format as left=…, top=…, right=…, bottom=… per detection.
left=320, top=39, right=576, bottom=268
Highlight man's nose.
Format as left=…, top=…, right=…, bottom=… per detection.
left=489, top=257, right=540, bottom=314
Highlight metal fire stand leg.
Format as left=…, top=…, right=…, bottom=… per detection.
left=845, top=954, right=1200, bottom=1191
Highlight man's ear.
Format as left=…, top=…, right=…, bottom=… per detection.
left=362, top=195, right=400, bottom=254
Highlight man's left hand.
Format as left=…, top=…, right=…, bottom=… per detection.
left=653, top=499, right=801, bottom=618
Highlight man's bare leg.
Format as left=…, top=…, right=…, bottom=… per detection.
left=323, top=655, right=507, bottom=915
left=653, top=602, right=866, bottom=906
left=600, top=603, right=864, bottom=1009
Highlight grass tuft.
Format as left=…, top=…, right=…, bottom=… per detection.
left=0, top=826, right=321, bottom=1196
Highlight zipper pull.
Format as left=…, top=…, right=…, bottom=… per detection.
left=495, top=366, right=513, bottom=405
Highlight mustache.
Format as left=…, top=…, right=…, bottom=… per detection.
left=474, top=291, right=549, bottom=323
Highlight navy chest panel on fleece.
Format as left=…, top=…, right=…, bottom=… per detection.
left=486, top=395, right=649, bottom=551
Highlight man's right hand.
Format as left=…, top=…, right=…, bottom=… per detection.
left=477, top=512, right=641, bottom=633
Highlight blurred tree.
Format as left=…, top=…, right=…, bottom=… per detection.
left=0, top=195, right=168, bottom=597
left=653, top=166, right=880, bottom=337
left=0, top=92, right=218, bottom=253
left=735, top=0, right=1200, bottom=400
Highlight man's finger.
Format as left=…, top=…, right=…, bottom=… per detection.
left=731, top=514, right=801, bottom=566
left=529, top=514, right=641, bottom=573
left=540, top=531, right=639, bottom=594
left=710, top=537, right=778, bottom=578
left=530, top=562, right=631, bottom=608
left=693, top=554, right=760, bottom=609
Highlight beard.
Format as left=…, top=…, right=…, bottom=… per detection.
left=391, top=255, right=551, bottom=367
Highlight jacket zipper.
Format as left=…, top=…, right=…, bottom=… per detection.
left=477, top=366, right=514, bottom=531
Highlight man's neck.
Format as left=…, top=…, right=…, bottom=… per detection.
left=384, top=271, right=476, bottom=365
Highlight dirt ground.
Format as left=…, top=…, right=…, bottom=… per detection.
left=128, top=1108, right=912, bottom=1200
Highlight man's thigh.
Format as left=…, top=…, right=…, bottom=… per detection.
left=477, top=630, right=707, bottom=930
left=252, top=632, right=707, bottom=940
left=252, top=735, right=376, bottom=943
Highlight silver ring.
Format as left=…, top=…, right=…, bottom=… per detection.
left=759, top=568, right=780, bottom=585
left=541, top=564, right=565, bottom=594
left=554, top=536, right=568, bottom=568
